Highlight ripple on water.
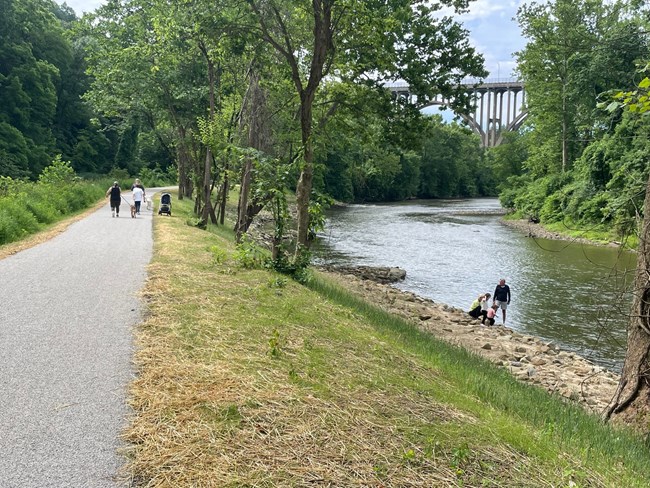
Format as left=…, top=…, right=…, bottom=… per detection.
left=314, top=198, right=634, bottom=371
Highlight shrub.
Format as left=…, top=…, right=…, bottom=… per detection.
left=0, top=199, right=40, bottom=244
left=38, top=156, right=77, bottom=185
left=25, top=198, right=59, bottom=224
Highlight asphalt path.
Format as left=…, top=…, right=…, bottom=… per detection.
left=0, top=189, right=163, bottom=487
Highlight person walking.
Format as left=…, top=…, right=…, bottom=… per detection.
left=132, top=185, right=144, bottom=215
left=106, top=181, right=121, bottom=217
left=493, top=278, right=511, bottom=324
left=131, top=178, right=146, bottom=212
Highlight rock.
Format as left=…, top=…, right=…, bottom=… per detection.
left=531, top=357, right=547, bottom=366
left=510, top=361, right=523, bottom=368
left=482, top=343, right=493, bottom=350
left=514, top=346, right=528, bottom=353
left=419, top=314, right=432, bottom=321
left=320, top=265, right=406, bottom=284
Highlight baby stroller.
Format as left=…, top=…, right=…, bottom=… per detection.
left=158, top=192, right=172, bottom=216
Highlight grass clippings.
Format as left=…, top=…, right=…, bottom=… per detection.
left=123, top=194, right=650, bottom=487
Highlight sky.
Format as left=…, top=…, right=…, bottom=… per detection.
left=61, top=0, right=529, bottom=81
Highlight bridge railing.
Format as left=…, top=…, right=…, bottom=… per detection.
left=384, top=78, right=523, bottom=90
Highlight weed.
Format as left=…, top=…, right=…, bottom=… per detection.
left=267, top=277, right=288, bottom=289
left=450, top=443, right=471, bottom=476
left=270, top=246, right=312, bottom=283
left=208, top=245, right=228, bottom=265
left=234, top=236, right=267, bottom=269
left=187, top=217, right=207, bottom=229
left=268, top=328, right=282, bottom=358
left=402, top=448, right=416, bottom=463
left=221, top=404, right=242, bottom=423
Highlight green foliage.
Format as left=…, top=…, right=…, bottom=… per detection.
left=270, top=246, right=312, bottom=284
left=0, top=0, right=119, bottom=179
left=0, top=158, right=104, bottom=245
left=138, top=165, right=176, bottom=187
left=267, top=328, right=282, bottom=358
left=318, top=113, right=498, bottom=203
left=38, top=156, right=77, bottom=185
left=233, top=236, right=267, bottom=269
left=503, top=5, right=650, bottom=237
left=208, top=245, right=228, bottom=265
left=308, top=191, right=334, bottom=239
left=108, top=167, right=131, bottom=185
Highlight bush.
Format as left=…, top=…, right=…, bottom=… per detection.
left=25, top=197, right=59, bottom=224
left=0, top=199, right=40, bottom=244
left=0, top=157, right=107, bottom=246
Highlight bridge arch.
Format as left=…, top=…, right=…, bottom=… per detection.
left=388, top=80, right=528, bottom=148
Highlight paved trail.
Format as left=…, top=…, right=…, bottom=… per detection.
left=0, top=191, right=158, bottom=487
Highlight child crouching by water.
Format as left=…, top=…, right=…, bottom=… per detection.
left=484, top=304, right=498, bottom=326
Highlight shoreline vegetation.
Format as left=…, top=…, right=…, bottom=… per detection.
left=123, top=194, right=650, bottom=486
left=501, top=217, right=634, bottom=249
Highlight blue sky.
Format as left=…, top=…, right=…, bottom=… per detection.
left=62, top=0, right=528, bottom=80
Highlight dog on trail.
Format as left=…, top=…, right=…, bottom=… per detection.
left=130, top=204, right=137, bottom=218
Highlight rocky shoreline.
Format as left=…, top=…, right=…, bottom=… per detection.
left=320, top=265, right=620, bottom=416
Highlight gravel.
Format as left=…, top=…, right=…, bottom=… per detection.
left=0, top=190, right=160, bottom=487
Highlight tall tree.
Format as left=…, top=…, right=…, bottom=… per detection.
left=246, top=0, right=486, bottom=255
left=603, top=67, right=650, bottom=429
left=516, top=0, right=626, bottom=175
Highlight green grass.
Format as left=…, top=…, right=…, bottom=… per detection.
left=504, top=212, right=638, bottom=248
left=124, top=193, right=650, bottom=487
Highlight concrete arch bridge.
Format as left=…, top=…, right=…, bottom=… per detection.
left=387, top=79, right=527, bottom=148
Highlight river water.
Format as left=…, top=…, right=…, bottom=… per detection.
left=314, top=198, right=636, bottom=372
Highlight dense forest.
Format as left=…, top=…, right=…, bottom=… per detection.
left=0, top=0, right=494, bottom=204
left=1, top=0, right=650, bottom=244
left=500, top=0, right=650, bottom=238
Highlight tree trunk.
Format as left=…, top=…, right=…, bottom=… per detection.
left=219, top=173, right=228, bottom=226
left=200, top=41, right=216, bottom=224
left=605, top=172, right=650, bottom=430
left=295, top=97, right=314, bottom=253
left=236, top=157, right=253, bottom=242
left=175, top=126, right=190, bottom=201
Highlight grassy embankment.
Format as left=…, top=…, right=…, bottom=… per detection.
left=124, top=193, right=650, bottom=487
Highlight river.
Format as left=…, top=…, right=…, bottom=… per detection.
left=314, top=198, right=636, bottom=372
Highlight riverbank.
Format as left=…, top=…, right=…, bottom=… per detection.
left=501, top=218, right=626, bottom=248
left=319, top=267, right=620, bottom=415
left=124, top=194, right=650, bottom=486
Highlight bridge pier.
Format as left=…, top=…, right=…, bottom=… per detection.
left=388, top=80, right=527, bottom=148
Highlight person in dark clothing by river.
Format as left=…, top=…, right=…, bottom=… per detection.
left=106, top=181, right=121, bottom=217
left=493, top=278, right=511, bottom=324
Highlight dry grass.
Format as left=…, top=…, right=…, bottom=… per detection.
left=121, top=199, right=625, bottom=487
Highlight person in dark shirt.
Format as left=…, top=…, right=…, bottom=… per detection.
left=493, top=278, right=511, bottom=325
left=105, top=181, right=121, bottom=217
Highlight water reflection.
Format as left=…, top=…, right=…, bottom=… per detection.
left=314, top=198, right=635, bottom=371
